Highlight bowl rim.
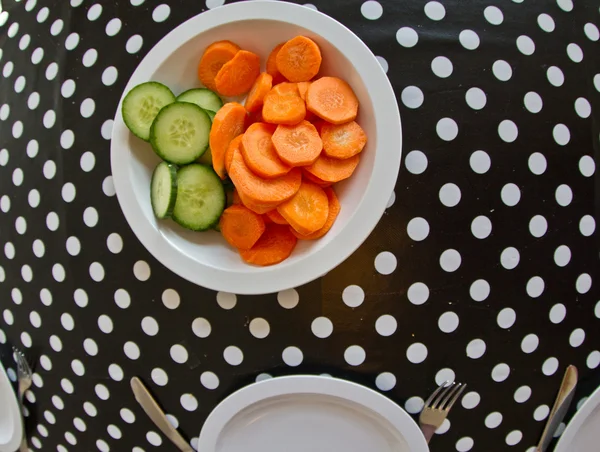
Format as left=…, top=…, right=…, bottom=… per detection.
left=110, top=0, right=402, bottom=295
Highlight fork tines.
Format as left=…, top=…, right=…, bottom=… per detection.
left=424, top=381, right=467, bottom=411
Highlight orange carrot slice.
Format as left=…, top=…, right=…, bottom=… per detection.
left=236, top=189, right=276, bottom=214
left=291, top=187, right=340, bottom=240
left=209, top=102, right=247, bottom=179
left=229, top=149, right=301, bottom=211
left=225, top=134, right=243, bottom=174
left=245, top=72, right=273, bottom=113
left=306, top=76, right=359, bottom=124
left=214, top=50, right=261, bottom=97
left=197, top=40, right=240, bottom=91
left=241, top=123, right=291, bottom=179
left=297, top=82, right=311, bottom=101
left=233, top=189, right=242, bottom=205
left=302, top=168, right=332, bottom=187
left=262, top=82, right=306, bottom=125
left=239, top=224, right=298, bottom=266
left=305, top=153, right=359, bottom=183
left=276, top=36, right=322, bottom=82
left=277, top=181, right=329, bottom=235
left=266, top=43, right=287, bottom=85
left=220, top=205, right=266, bottom=250
left=321, top=121, right=367, bottom=159
left=272, top=120, right=322, bottom=166
left=266, top=209, right=289, bottom=225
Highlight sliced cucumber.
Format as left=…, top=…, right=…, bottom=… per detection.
left=206, top=109, right=216, bottom=122
left=122, top=82, right=175, bottom=141
left=150, top=102, right=211, bottom=165
left=151, top=162, right=178, bottom=219
left=172, top=164, right=225, bottom=231
left=177, top=88, right=223, bottom=113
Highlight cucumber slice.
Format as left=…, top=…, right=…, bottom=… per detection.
left=150, top=102, right=211, bottom=165
left=177, top=88, right=223, bottom=113
left=122, top=82, right=175, bottom=141
left=172, top=164, right=225, bottom=231
left=206, top=109, right=216, bottom=122
left=150, top=162, right=177, bottom=219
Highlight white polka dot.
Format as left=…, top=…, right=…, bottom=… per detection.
left=65, top=33, right=79, bottom=50
left=595, top=301, right=600, bottom=319
left=61, top=183, right=76, bottom=203
left=282, top=346, right=303, bottom=366
left=408, top=282, right=429, bottom=305
left=579, top=155, right=595, bottom=177
left=73, top=417, right=86, bottom=431
left=462, top=391, right=480, bottom=409
left=524, top=92, right=543, bottom=113
left=407, top=217, right=430, bottom=241
left=469, top=150, right=491, bottom=174
left=557, top=0, right=573, bottom=12
left=344, top=345, right=366, bottom=366
left=554, top=245, right=571, bottom=267
left=2, top=61, right=14, bottom=78
left=87, top=4, right=102, bottom=21
left=102, top=66, right=118, bottom=86
left=579, top=215, right=595, bottom=236
left=223, top=346, right=243, bottom=365
left=516, top=35, right=535, bottom=55
left=405, top=396, right=425, bottom=414
left=61, top=313, right=75, bottom=331
left=436, top=419, right=450, bottom=434
left=65, top=236, right=80, bottom=256
left=170, top=344, right=188, bottom=363
left=405, top=150, right=428, bottom=174
left=587, top=351, right=600, bottom=369
left=485, top=412, right=503, bottom=428
left=375, top=251, right=397, bottom=275
left=396, top=27, right=418, bottom=48
left=19, top=34, right=31, bottom=51
left=424, top=1, right=445, bottom=21
left=61, top=378, right=74, bottom=394
left=584, top=23, right=599, bottom=41
left=501, top=183, right=521, bottom=206
left=470, top=280, right=490, bottom=302
left=375, top=315, right=397, bottom=336
left=126, top=35, right=143, bottom=53
left=15, top=217, right=27, bottom=235
left=434, top=368, right=456, bottom=387
left=360, top=1, right=382, bottom=20
left=439, top=183, right=461, bottom=207
left=342, top=285, right=365, bottom=307
left=141, top=316, right=159, bottom=336
left=192, top=318, right=211, bottom=338
left=61, top=129, right=75, bottom=149
left=575, top=95, right=593, bottom=119
left=107, top=424, right=121, bottom=440
left=401, top=86, right=424, bottom=109
left=311, top=317, right=333, bottom=338
left=550, top=303, right=567, bottom=324
left=431, top=56, right=453, bottom=78
left=529, top=215, right=548, bottom=237
left=84, top=401, right=98, bottom=417
left=79, top=98, right=96, bottom=118
left=74, top=289, right=88, bottom=307
left=14, top=75, right=26, bottom=93
left=500, top=247, right=520, bottom=270
left=277, top=288, right=298, bottom=309
left=124, top=341, right=140, bottom=360
left=134, top=260, right=151, bottom=281
left=436, top=118, right=458, bottom=141
left=84, top=338, right=98, bottom=356
left=31, top=48, right=44, bottom=65
left=459, top=30, right=480, bottom=50
left=108, top=364, right=124, bottom=381
left=547, top=66, right=564, bottom=86
left=30, top=311, right=42, bottom=328
left=534, top=404, right=550, bottom=421
left=52, top=263, right=66, bottom=281
left=440, top=249, right=461, bottom=272
left=89, top=262, right=104, bottom=282
left=498, top=120, right=518, bottom=142
left=49, top=335, right=63, bottom=352
left=497, top=308, right=516, bottom=329
left=96, top=440, right=109, bottom=452
left=569, top=328, right=585, bottom=347
left=553, top=124, right=570, bottom=146
left=467, top=339, right=486, bottom=359
left=114, top=289, right=131, bottom=309
left=406, top=342, right=427, bottom=363
left=98, top=315, right=113, bottom=334
left=206, top=0, right=224, bottom=8
left=106, top=18, right=122, bottom=36
left=151, top=368, right=168, bottom=386
left=0, top=104, right=9, bottom=121
left=82, top=48, right=98, bottom=67
left=12, top=121, right=23, bottom=138
left=514, top=386, right=532, bottom=403
left=180, top=393, right=198, bottom=411
left=556, top=184, right=573, bottom=206
left=576, top=273, right=592, bottom=294
left=375, top=56, right=388, bottom=73
left=25, top=0, right=37, bottom=12
left=526, top=276, right=545, bottom=298
left=71, top=359, right=85, bottom=377
left=438, top=312, right=459, bottom=333
left=7, top=22, right=19, bottom=38
left=537, top=13, right=555, bottom=33
left=465, top=87, right=486, bottom=110
left=152, top=4, right=171, bottom=22
left=43, top=160, right=56, bottom=179
left=0, top=195, right=9, bottom=211
left=492, top=363, right=510, bottom=382
left=528, top=152, right=547, bottom=175
left=484, top=5, right=503, bottom=24
left=471, top=216, right=492, bottom=239
left=248, top=318, right=270, bottom=339
left=542, top=357, right=559, bottom=376
left=456, top=437, right=474, bottom=452
left=200, top=371, right=219, bottom=390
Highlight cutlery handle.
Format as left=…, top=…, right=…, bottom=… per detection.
left=421, top=424, right=436, bottom=443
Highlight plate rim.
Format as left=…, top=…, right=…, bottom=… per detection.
left=110, top=0, right=402, bottom=295
left=554, top=383, right=600, bottom=452
left=0, top=360, right=23, bottom=452
left=198, top=375, right=429, bottom=452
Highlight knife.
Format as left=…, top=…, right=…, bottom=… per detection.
left=130, top=377, right=194, bottom=452
left=536, top=365, right=578, bottom=452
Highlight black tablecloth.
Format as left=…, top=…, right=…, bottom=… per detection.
left=1, top=0, right=599, bottom=451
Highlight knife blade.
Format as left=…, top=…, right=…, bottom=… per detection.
left=130, top=377, right=194, bottom=452
left=536, top=365, right=578, bottom=452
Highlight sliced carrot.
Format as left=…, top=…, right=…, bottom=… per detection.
left=245, top=72, right=273, bottom=113
left=229, top=149, right=301, bottom=211
left=225, top=134, right=243, bottom=174
left=291, top=187, right=340, bottom=240
left=276, top=36, right=322, bottom=82
left=263, top=213, right=273, bottom=223
left=214, top=50, right=261, bottom=97
left=237, top=189, right=276, bottom=214
left=306, top=76, right=359, bottom=124
left=321, top=121, right=367, bottom=159
left=233, top=189, right=242, bottom=205
left=302, top=168, right=332, bottom=187
left=297, top=82, right=311, bottom=101
left=247, top=109, right=264, bottom=128
left=197, top=40, right=241, bottom=91
left=209, top=102, right=247, bottom=179
left=305, top=153, right=359, bottom=183
left=272, top=120, right=322, bottom=166
left=241, top=122, right=290, bottom=179
left=266, top=43, right=287, bottom=85
left=262, top=82, right=306, bottom=125
left=220, top=205, right=266, bottom=250
left=277, top=181, right=329, bottom=235
left=239, top=224, right=298, bottom=266
left=266, top=209, right=289, bottom=225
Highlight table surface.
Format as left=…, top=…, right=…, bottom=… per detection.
left=1, top=0, right=600, bottom=451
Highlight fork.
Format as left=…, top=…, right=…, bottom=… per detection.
left=419, top=381, right=467, bottom=443
left=13, top=347, right=33, bottom=452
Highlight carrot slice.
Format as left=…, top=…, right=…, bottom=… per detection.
left=210, top=102, right=247, bottom=179
left=236, top=189, right=276, bottom=214
left=220, top=205, right=266, bottom=250
left=197, top=40, right=241, bottom=91
left=214, top=50, right=261, bottom=97
left=266, top=209, right=289, bottom=225
left=321, top=121, right=367, bottom=159
left=297, top=82, right=311, bottom=101
left=239, top=224, right=298, bottom=266
left=272, top=120, right=322, bottom=166
left=305, top=153, right=359, bottom=183
left=277, top=181, right=329, bottom=235
left=229, top=149, right=301, bottom=210
left=263, top=213, right=273, bottom=223
left=233, top=189, right=242, bottom=205
left=262, top=83, right=306, bottom=125
left=302, top=168, right=332, bottom=187
left=291, top=187, right=340, bottom=240
left=276, top=36, right=322, bottom=82
left=266, top=43, right=287, bottom=85
left=241, top=123, right=291, bottom=179
left=245, top=72, right=273, bottom=113
left=306, top=76, right=359, bottom=125
left=225, top=134, right=243, bottom=174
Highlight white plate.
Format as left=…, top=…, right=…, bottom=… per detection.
left=0, top=360, right=23, bottom=452
left=110, top=1, right=402, bottom=294
left=555, top=384, right=600, bottom=452
left=198, top=376, right=428, bottom=452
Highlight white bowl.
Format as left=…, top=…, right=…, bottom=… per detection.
left=110, top=1, right=402, bottom=295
